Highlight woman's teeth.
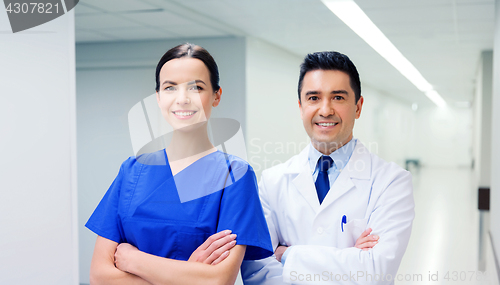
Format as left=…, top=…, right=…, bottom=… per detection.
left=174, top=111, right=195, bottom=116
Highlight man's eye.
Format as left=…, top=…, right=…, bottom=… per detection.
left=334, top=95, right=344, bottom=100
left=308, top=96, right=319, bottom=101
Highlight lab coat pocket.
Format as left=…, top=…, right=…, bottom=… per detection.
left=337, top=218, right=368, bottom=249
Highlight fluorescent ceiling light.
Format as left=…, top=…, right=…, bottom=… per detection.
left=321, top=0, right=446, bottom=108
left=425, top=90, right=447, bottom=108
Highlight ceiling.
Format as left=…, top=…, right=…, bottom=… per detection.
left=75, top=0, right=496, bottom=107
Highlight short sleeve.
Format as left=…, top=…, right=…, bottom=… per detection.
left=216, top=163, right=274, bottom=260
left=85, top=158, right=131, bottom=243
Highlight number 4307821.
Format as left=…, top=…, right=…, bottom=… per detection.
left=6, top=3, right=59, bottom=14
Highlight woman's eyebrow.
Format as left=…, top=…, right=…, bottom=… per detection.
left=162, top=80, right=207, bottom=86
left=187, top=80, right=207, bottom=86
left=161, top=80, right=177, bottom=86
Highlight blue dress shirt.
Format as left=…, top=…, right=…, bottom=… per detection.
left=309, top=138, right=357, bottom=189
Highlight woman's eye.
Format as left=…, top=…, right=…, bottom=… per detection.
left=164, top=86, right=176, bottom=91
left=188, top=85, right=203, bottom=91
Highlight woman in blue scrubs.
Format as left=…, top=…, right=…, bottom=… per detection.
left=86, top=43, right=273, bottom=285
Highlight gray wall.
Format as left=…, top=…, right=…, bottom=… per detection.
left=76, top=37, right=246, bottom=284
left=473, top=51, right=493, bottom=188
left=0, top=12, right=78, bottom=285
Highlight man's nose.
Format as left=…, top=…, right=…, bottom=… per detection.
left=318, top=100, right=334, bottom=117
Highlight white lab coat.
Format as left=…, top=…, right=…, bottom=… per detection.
left=241, top=142, right=415, bottom=284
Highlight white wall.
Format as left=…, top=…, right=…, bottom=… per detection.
left=0, top=11, right=78, bottom=285
left=489, top=0, right=500, bottom=281
left=354, top=86, right=416, bottom=168
left=414, top=106, right=472, bottom=168
left=246, top=37, right=307, bottom=179
left=76, top=37, right=246, bottom=284
left=357, top=85, right=472, bottom=169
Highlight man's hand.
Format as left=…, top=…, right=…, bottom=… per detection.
left=274, top=245, right=288, bottom=262
left=355, top=228, right=379, bottom=251
left=188, top=230, right=237, bottom=265
left=114, top=242, right=139, bottom=273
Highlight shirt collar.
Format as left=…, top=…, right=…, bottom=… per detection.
left=308, top=138, right=357, bottom=172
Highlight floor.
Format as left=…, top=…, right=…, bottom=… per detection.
left=397, top=167, right=487, bottom=285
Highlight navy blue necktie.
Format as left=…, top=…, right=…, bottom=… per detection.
left=315, top=156, right=333, bottom=204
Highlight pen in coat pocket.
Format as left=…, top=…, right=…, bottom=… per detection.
left=341, top=215, right=347, bottom=232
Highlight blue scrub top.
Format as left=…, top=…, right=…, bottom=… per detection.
left=86, top=150, right=273, bottom=261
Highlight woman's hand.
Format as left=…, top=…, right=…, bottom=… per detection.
left=114, top=243, right=140, bottom=273
left=355, top=228, right=379, bottom=251
left=188, top=230, right=237, bottom=265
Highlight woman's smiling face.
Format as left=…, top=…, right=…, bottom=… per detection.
left=156, top=57, right=221, bottom=131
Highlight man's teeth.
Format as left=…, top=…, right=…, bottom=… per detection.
left=317, top=123, right=337, bottom=127
left=175, top=112, right=195, bottom=116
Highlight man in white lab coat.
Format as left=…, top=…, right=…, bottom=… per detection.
left=241, top=51, right=415, bottom=284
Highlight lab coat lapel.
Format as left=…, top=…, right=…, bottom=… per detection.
left=319, top=167, right=354, bottom=209
left=289, top=145, right=320, bottom=212
left=319, top=142, right=371, bottom=209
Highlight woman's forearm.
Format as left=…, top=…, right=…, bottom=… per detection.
left=127, top=245, right=246, bottom=285
left=90, top=236, right=152, bottom=285
left=90, top=265, right=152, bottom=285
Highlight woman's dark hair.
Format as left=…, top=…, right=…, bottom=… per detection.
left=155, top=43, right=220, bottom=92
left=298, top=51, right=361, bottom=103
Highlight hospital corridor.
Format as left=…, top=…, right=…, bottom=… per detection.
left=398, top=167, right=488, bottom=285
left=2, top=0, right=500, bottom=284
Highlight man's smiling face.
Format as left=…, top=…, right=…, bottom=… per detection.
left=299, top=69, right=363, bottom=154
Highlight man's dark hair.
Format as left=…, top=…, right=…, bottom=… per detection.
left=155, top=43, right=220, bottom=92
left=298, top=51, right=361, bottom=103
